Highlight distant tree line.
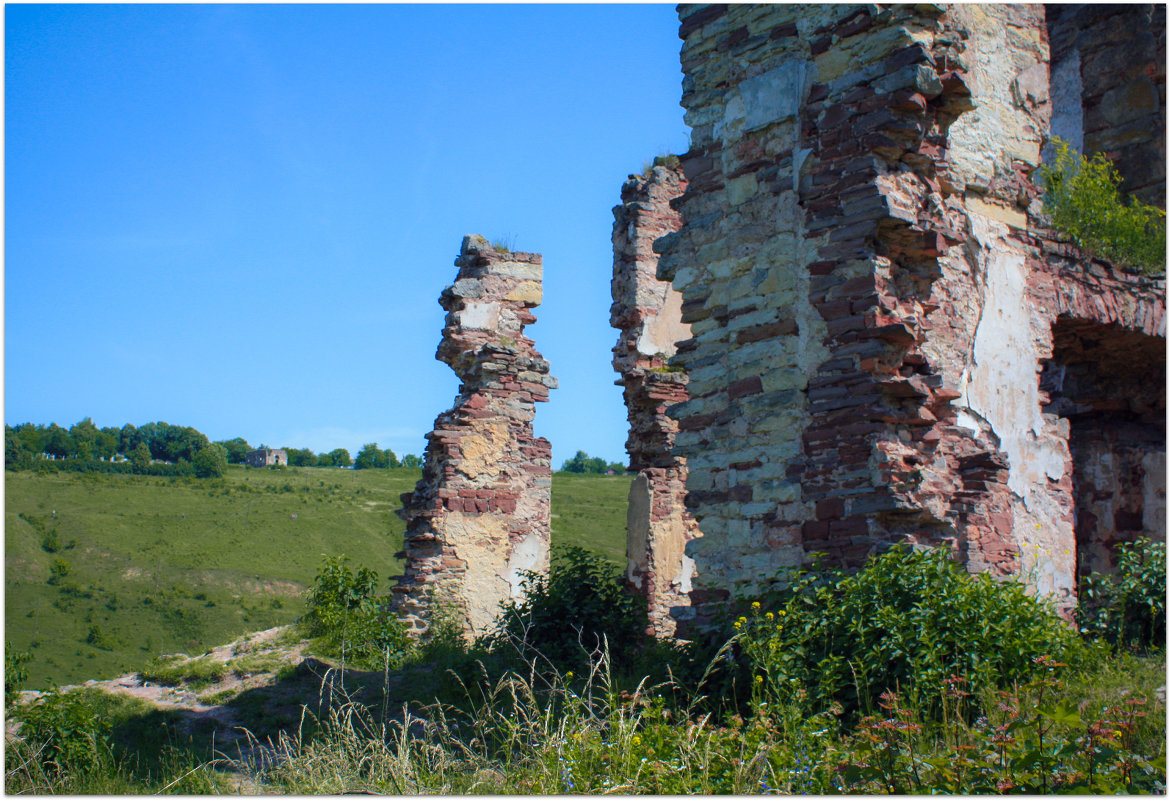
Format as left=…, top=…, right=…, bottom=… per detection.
left=559, top=450, right=627, bottom=475
left=5, top=419, right=422, bottom=478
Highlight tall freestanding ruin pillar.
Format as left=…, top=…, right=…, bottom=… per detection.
left=610, top=163, right=700, bottom=637
left=658, top=4, right=1165, bottom=630
left=394, top=235, right=557, bottom=637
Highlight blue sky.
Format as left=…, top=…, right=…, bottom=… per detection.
left=5, top=3, right=689, bottom=464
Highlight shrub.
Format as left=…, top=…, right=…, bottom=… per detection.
left=736, top=546, right=1081, bottom=720
left=484, top=546, right=647, bottom=670
left=5, top=645, right=31, bottom=712
left=1037, top=137, right=1166, bottom=274
left=302, top=555, right=411, bottom=671
left=1077, top=537, right=1165, bottom=652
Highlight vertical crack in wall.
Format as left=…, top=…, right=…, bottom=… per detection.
left=610, top=164, right=700, bottom=637
left=393, top=235, right=557, bottom=638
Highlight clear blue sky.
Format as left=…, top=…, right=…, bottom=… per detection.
left=5, top=3, right=689, bottom=465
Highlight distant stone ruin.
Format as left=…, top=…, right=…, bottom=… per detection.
left=610, top=164, right=699, bottom=637
left=392, top=235, right=557, bottom=637
left=657, top=3, right=1165, bottom=629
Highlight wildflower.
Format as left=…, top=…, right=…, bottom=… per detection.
left=632, top=734, right=641, bottom=746
left=752, top=601, right=761, bottom=610
left=755, top=675, right=764, bottom=684
left=734, top=620, right=743, bottom=629
left=765, top=611, right=774, bottom=620
left=566, top=671, right=573, bottom=679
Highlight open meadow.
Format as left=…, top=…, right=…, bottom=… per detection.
left=5, top=466, right=630, bottom=688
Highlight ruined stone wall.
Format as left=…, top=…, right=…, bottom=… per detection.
left=1047, top=5, right=1166, bottom=207
left=393, top=235, right=557, bottom=637
left=610, top=164, right=699, bottom=636
left=662, top=3, right=1166, bottom=628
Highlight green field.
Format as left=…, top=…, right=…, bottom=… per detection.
left=5, top=466, right=630, bottom=688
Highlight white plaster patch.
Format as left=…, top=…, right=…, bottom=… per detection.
left=507, top=532, right=544, bottom=598
left=460, top=301, right=501, bottom=331
left=954, top=409, right=985, bottom=438
left=635, top=290, right=689, bottom=358
left=674, top=554, right=696, bottom=594
left=963, top=215, right=1067, bottom=506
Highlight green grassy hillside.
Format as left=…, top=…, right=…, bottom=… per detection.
left=5, top=466, right=629, bottom=688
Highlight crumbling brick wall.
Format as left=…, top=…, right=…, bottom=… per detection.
left=610, top=164, right=700, bottom=636
left=393, top=235, right=558, bottom=637
left=660, top=3, right=1165, bottom=629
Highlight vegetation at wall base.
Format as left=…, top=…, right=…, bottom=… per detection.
left=482, top=546, right=647, bottom=672
left=300, top=555, right=411, bottom=671
left=1038, top=137, right=1167, bottom=274
left=1077, top=536, right=1166, bottom=653
left=6, top=536, right=1167, bottom=794
left=728, top=545, right=1083, bottom=722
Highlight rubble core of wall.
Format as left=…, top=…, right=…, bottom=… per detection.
left=610, top=164, right=699, bottom=636
left=662, top=3, right=1166, bottom=630
left=393, top=235, right=558, bottom=637
left=1047, top=4, right=1166, bottom=207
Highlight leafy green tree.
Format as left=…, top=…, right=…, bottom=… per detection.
left=95, top=428, right=119, bottom=460
left=354, top=443, right=389, bottom=470
left=285, top=447, right=317, bottom=467
left=401, top=453, right=421, bottom=468
left=216, top=437, right=251, bottom=465
left=44, top=425, right=73, bottom=459
left=384, top=448, right=399, bottom=469
left=325, top=448, right=352, bottom=467
left=130, top=442, right=152, bottom=472
left=119, top=423, right=140, bottom=455
left=6, top=426, right=29, bottom=465
left=561, top=450, right=589, bottom=473
left=192, top=444, right=228, bottom=478
left=560, top=450, right=615, bottom=474
left=69, top=418, right=99, bottom=459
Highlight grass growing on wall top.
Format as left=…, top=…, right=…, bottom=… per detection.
left=1038, top=137, right=1166, bottom=274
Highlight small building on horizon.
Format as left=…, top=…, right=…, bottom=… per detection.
left=245, top=447, right=287, bottom=468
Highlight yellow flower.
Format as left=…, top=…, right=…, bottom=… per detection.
left=631, top=735, right=641, bottom=746
left=734, top=620, right=742, bottom=629
left=765, top=611, right=774, bottom=621
left=779, top=609, right=787, bottom=617
left=751, top=601, right=761, bottom=610
left=755, top=675, right=764, bottom=683
left=566, top=671, right=574, bottom=679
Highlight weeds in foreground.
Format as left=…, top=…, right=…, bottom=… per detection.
left=7, top=543, right=1166, bottom=794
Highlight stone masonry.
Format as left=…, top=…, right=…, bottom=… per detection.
left=658, top=4, right=1166, bottom=629
left=393, top=235, right=558, bottom=637
left=610, top=163, right=700, bottom=636
left=1047, top=5, right=1166, bottom=207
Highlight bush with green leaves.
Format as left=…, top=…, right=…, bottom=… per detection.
left=302, top=555, right=411, bottom=670
left=735, top=546, right=1081, bottom=720
left=1077, top=537, right=1165, bottom=653
left=484, top=546, right=647, bottom=670
left=1037, top=137, right=1166, bottom=274
left=5, top=645, right=31, bottom=712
